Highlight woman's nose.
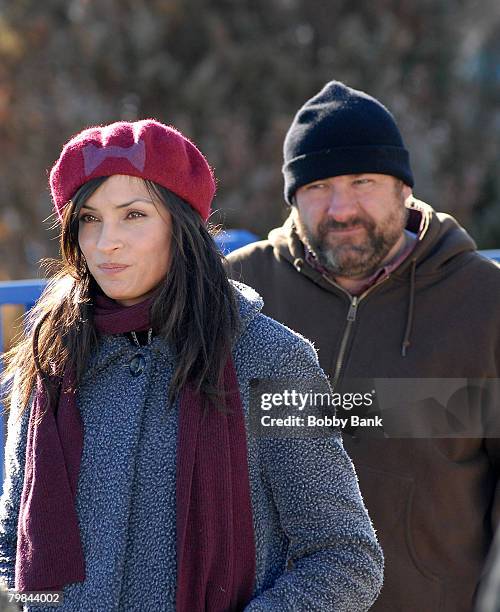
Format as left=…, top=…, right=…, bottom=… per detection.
left=95, top=223, right=124, bottom=252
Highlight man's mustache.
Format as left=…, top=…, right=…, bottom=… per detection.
left=318, top=216, right=373, bottom=234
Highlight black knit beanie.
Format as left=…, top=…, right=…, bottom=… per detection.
left=282, top=81, right=414, bottom=204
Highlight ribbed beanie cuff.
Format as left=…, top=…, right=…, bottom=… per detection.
left=282, top=81, right=414, bottom=204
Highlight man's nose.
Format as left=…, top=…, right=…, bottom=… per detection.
left=326, top=187, right=357, bottom=221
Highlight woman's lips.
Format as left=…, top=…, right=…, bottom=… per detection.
left=97, top=264, right=130, bottom=274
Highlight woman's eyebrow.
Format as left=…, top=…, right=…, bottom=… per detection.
left=80, top=198, right=155, bottom=211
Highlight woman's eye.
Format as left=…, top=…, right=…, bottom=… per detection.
left=127, top=211, right=145, bottom=219
left=78, top=214, right=97, bottom=223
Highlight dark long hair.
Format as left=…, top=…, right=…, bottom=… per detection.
left=1, top=177, right=240, bottom=416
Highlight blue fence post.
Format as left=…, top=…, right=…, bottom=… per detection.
left=0, top=280, right=47, bottom=483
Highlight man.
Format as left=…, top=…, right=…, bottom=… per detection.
left=227, top=80, right=500, bottom=611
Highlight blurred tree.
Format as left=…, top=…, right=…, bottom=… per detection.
left=0, top=0, right=498, bottom=279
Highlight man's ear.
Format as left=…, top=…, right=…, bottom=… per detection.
left=402, top=184, right=413, bottom=200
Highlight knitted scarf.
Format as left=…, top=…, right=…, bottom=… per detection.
left=15, top=294, right=256, bottom=611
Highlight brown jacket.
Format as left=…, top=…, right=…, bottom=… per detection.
left=227, top=199, right=500, bottom=612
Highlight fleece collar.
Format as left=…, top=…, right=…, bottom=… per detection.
left=230, top=280, right=264, bottom=338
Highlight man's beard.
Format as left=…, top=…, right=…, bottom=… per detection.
left=296, top=206, right=407, bottom=279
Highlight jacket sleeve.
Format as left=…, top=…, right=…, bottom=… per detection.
left=0, top=387, right=31, bottom=589
left=245, top=341, right=384, bottom=612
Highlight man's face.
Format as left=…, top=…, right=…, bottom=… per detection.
left=294, top=173, right=411, bottom=279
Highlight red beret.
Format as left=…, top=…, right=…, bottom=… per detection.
left=49, top=119, right=215, bottom=221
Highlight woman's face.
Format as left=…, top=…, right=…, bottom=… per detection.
left=78, top=174, right=172, bottom=306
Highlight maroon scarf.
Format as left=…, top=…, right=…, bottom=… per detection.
left=15, top=294, right=255, bottom=610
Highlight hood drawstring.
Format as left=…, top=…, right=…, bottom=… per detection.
left=401, top=258, right=417, bottom=357
left=293, top=257, right=304, bottom=272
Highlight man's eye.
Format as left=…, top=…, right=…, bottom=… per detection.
left=306, top=183, right=327, bottom=190
left=353, top=178, right=373, bottom=186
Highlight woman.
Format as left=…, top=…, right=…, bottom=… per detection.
left=0, top=119, right=383, bottom=611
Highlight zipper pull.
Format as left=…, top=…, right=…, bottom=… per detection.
left=347, top=296, right=358, bottom=322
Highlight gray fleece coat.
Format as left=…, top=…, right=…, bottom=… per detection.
left=0, top=282, right=383, bottom=611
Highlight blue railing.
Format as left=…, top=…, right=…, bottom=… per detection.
left=1, top=244, right=498, bottom=480
left=0, top=279, right=48, bottom=353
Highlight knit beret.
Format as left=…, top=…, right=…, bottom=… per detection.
left=282, top=81, right=414, bottom=204
left=50, top=119, right=215, bottom=221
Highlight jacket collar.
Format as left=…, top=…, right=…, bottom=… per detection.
left=230, top=279, right=264, bottom=338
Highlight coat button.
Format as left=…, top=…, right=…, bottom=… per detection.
left=129, top=353, right=146, bottom=377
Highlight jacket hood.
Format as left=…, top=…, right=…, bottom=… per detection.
left=397, top=199, right=477, bottom=277
left=268, top=198, right=477, bottom=280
